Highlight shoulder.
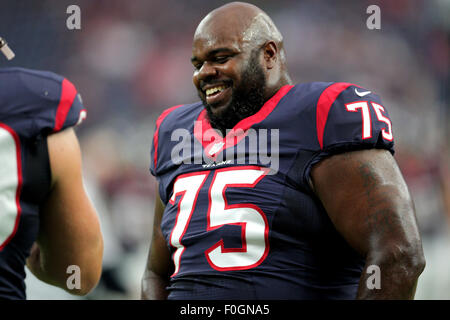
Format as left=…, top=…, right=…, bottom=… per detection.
left=314, top=82, right=390, bottom=151
left=286, top=81, right=379, bottom=107
left=0, top=67, right=86, bottom=137
left=291, top=82, right=395, bottom=190
left=150, top=102, right=203, bottom=176
left=287, top=81, right=391, bottom=149
left=153, top=102, right=203, bottom=141
left=286, top=81, right=376, bottom=113
left=0, top=67, right=64, bottom=83
left=0, top=67, right=66, bottom=106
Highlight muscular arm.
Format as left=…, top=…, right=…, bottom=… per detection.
left=311, top=148, right=425, bottom=299
left=26, top=128, right=103, bottom=295
left=141, top=185, right=173, bottom=300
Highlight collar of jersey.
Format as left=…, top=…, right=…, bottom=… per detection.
left=194, top=84, right=294, bottom=160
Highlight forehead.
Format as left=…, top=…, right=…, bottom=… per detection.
left=192, top=35, right=241, bottom=56
left=192, top=18, right=248, bottom=57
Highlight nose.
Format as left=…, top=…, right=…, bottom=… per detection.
left=196, top=61, right=218, bottom=83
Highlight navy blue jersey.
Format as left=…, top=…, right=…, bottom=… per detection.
left=150, top=82, right=394, bottom=299
left=0, top=67, right=86, bottom=299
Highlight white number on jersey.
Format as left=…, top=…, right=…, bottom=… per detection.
left=0, top=124, right=22, bottom=250
left=168, top=166, right=269, bottom=276
left=345, top=101, right=393, bottom=141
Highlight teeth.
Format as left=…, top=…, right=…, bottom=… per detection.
left=206, top=85, right=226, bottom=96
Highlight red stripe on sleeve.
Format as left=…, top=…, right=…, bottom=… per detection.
left=153, top=104, right=184, bottom=172
left=316, top=82, right=353, bottom=149
left=53, top=78, right=78, bottom=132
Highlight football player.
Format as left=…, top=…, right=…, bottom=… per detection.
left=142, top=2, right=425, bottom=299
left=0, top=67, right=103, bottom=299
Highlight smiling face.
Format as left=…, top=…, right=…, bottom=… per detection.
left=192, top=29, right=259, bottom=106
left=191, top=7, right=270, bottom=133
left=200, top=48, right=267, bottom=134
left=191, top=2, right=290, bottom=134
left=192, top=40, right=267, bottom=134
left=191, top=40, right=243, bottom=116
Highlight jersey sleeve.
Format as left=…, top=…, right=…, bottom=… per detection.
left=13, top=69, right=87, bottom=137
left=50, top=78, right=86, bottom=133
left=303, top=82, right=395, bottom=187
left=36, top=75, right=86, bottom=134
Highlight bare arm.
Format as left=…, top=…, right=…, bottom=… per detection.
left=311, top=148, right=425, bottom=299
left=141, top=185, right=173, bottom=300
left=26, top=128, right=103, bottom=296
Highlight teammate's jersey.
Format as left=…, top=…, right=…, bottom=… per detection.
left=150, top=82, right=394, bottom=299
left=0, top=67, right=86, bottom=299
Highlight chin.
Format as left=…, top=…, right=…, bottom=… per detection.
left=201, top=94, right=228, bottom=115
left=209, top=101, right=231, bottom=117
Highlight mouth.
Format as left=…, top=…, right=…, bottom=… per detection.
left=203, top=83, right=232, bottom=108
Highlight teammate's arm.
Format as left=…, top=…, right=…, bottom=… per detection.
left=26, top=128, right=103, bottom=296
left=311, top=148, right=425, bottom=299
left=141, top=185, right=173, bottom=300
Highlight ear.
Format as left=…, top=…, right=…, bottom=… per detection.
left=263, top=41, right=278, bottom=69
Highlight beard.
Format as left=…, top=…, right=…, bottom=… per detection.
left=200, top=49, right=266, bottom=136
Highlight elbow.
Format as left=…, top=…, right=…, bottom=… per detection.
left=71, top=273, right=102, bottom=296
left=141, top=269, right=170, bottom=300
left=399, top=238, right=426, bottom=278
left=408, top=244, right=426, bottom=277
left=398, top=248, right=425, bottom=281
left=374, top=239, right=426, bottom=280
left=82, top=238, right=104, bottom=295
left=80, top=225, right=104, bottom=295
left=77, top=260, right=103, bottom=296
left=66, top=276, right=100, bottom=296
left=65, top=236, right=104, bottom=296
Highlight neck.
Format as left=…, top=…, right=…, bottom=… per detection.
left=264, top=72, right=293, bottom=101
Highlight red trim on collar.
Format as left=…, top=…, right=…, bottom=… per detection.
left=194, top=85, right=294, bottom=159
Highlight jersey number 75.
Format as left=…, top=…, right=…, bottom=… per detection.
left=345, top=101, right=393, bottom=141
left=168, top=166, right=269, bottom=276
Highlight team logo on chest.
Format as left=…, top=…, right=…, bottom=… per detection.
left=170, top=121, right=280, bottom=174
left=208, top=141, right=225, bottom=156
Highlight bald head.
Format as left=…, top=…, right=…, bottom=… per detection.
left=191, top=2, right=292, bottom=133
left=194, top=2, right=284, bottom=54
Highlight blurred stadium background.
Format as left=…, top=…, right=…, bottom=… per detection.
left=0, top=0, right=448, bottom=299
